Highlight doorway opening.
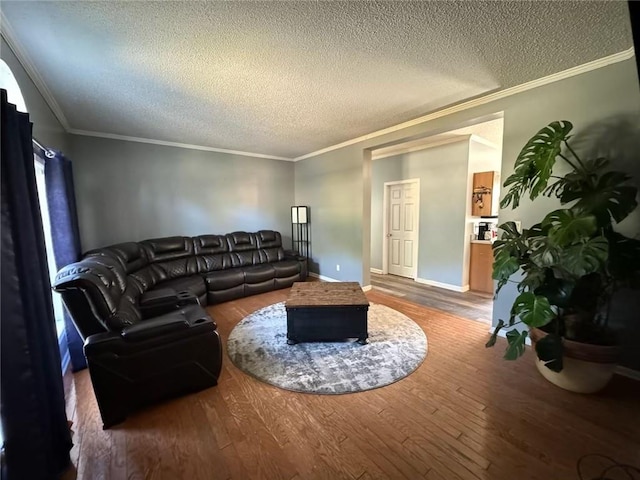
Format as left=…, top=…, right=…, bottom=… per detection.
left=368, top=115, right=504, bottom=323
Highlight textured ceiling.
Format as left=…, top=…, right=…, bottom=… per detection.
left=0, top=1, right=633, bottom=159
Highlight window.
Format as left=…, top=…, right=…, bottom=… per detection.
left=0, top=59, right=27, bottom=113
left=2, top=58, right=67, bottom=355
left=34, top=151, right=66, bottom=339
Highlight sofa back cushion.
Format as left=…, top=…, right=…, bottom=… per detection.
left=256, top=230, right=285, bottom=263
left=193, top=235, right=228, bottom=255
left=87, top=242, right=148, bottom=274
left=152, top=258, right=199, bottom=281
left=141, top=236, right=194, bottom=262
left=258, top=247, right=285, bottom=263
left=255, top=230, right=280, bottom=248
left=226, top=232, right=256, bottom=252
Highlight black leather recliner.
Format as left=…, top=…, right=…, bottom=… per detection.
left=53, top=230, right=306, bottom=428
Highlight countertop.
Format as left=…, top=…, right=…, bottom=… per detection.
left=471, top=239, right=493, bottom=244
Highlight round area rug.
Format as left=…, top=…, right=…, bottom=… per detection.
left=227, top=302, right=427, bottom=394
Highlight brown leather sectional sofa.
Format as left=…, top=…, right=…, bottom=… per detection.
left=53, top=230, right=307, bottom=428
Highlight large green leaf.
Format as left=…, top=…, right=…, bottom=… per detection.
left=541, top=209, right=597, bottom=246
left=501, top=121, right=573, bottom=209
left=518, top=265, right=547, bottom=293
left=528, top=236, right=562, bottom=268
left=548, top=157, right=608, bottom=202
left=492, top=222, right=525, bottom=293
left=572, top=171, right=638, bottom=227
left=511, top=292, right=555, bottom=328
left=492, top=250, right=519, bottom=293
left=485, top=319, right=505, bottom=348
left=560, top=236, right=609, bottom=278
left=535, top=333, right=564, bottom=372
left=504, top=329, right=528, bottom=360
left=533, top=274, right=575, bottom=308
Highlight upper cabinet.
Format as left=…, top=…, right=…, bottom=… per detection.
left=471, top=171, right=500, bottom=216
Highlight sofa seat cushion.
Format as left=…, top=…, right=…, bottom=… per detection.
left=272, top=260, right=302, bottom=278
left=204, top=268, right=244, bottom=291
left=243, top=264, right=275, bottom=284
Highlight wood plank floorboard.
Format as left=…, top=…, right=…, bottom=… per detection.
left=370, top=273, right=493, bottom=323
left=63, top=286, right=640, bottom=480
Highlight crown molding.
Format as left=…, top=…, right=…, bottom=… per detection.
left=68, top=129, right=294, bottom=161
left=0, top=13, right=71, bottom=130
left=372, top=134, right=472, bottom=161
left=294, top=47, right=635, bottom=162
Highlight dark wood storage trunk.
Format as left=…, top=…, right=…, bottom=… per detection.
left=285, top=282, right=369, bottom=344
left=286, top=305, right=369, bottom=343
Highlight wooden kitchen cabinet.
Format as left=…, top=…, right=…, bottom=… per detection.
left=472, top=171, right=500, bottom=216
left=469, top=242, right=494, bottom=294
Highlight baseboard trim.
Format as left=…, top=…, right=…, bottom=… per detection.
left=362, top=285, right=372, bottom=292
left=415, top=277, right=469, bottom=293
left=370, top=268, right=383, bottom=274
left=490, top=327, right=640, bottom=380
left=308, top=272, right=339, bottom=282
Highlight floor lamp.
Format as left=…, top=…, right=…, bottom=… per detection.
left=291, top=206, right=310, bottom=259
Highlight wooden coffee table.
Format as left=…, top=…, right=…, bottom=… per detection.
left=285, top=282, right=369, bottom=345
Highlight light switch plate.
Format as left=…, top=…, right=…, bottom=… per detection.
left=515, top=220, right=522, bottom=233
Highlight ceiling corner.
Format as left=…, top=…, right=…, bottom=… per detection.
left=1, top=11, right=71, bottom=130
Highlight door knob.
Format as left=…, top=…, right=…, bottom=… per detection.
left=386, top=233, right=392, bottom=237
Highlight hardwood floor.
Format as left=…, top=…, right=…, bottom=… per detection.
left=63, top=287, right=640, bottom=480
left=370, top=273, right=493, bottom=324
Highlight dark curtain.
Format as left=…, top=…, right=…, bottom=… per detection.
left=45, top=152, right=86, bottom=371
left=0, top=89, right=72, bottom=479
left=629, top=2, right=640, bottom=82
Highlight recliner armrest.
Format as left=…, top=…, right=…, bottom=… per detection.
left=85, top=305, right=216, bottom=357
left=121, top=316, right=190, bottom=341
left=284, top=249, right=306, bottom=261
left=139, top=289, right=200, bottom=319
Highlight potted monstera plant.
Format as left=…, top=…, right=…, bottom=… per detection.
left=486, top=120, right=640, bottom=393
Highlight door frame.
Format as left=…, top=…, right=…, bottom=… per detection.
left=382, top=178, right=420, bottom=279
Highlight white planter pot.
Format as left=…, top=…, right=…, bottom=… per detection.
left=530, top=327, right=620, bottom=394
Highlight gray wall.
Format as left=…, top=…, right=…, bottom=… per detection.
left=70, top=135, right=295, bottom=250
left=1, top=35, right=68, bottom=151
left=370, top=156, right=402, bottom=271
left=404, top=140, right=470, bottom=286
left=294, top=58, right=640, bottom=368
left=295, top=144, right=366, bottom=281
left=370, top=140, right=471, bottom=287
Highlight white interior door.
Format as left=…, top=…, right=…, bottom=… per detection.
left=386, top=181, right=419, bottom=278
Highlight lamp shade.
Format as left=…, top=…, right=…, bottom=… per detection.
left=297, top=206, right=308, bottom=224
left=291, top=206, right=309, bottom=224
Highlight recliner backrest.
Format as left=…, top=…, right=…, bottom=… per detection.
left=193, top=235, right=232, bottom=273
left=87, top=242, right=149, bottom=274
left=255, top=230, right=285, bottom=263
left=54, top=230, right=294, bottom=335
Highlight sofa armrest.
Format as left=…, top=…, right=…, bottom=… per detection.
left=85, top=305, right=216, bottom=354
left=284, top=249, right=306, bottom=261
left=139, top=289, right=200, bottom=319
left=121, top=315, right=190, bottom=341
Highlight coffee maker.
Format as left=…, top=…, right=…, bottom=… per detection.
left=478, top=222, right=491, bottom=240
